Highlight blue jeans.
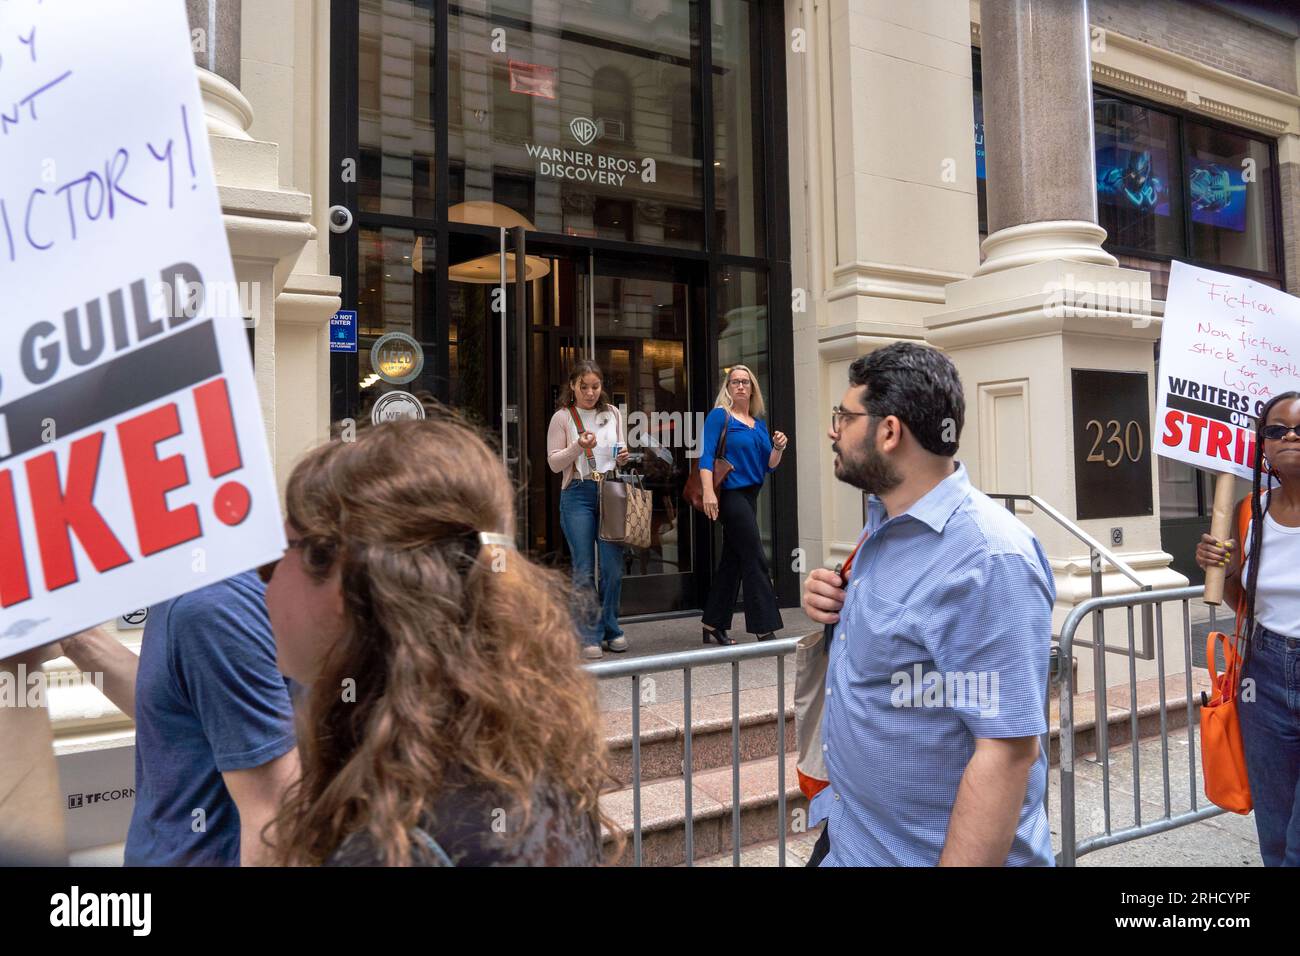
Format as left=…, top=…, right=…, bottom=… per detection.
left=1239, top=623, right=1300, bottom=866
left=559, top=481, right=624, bottom=647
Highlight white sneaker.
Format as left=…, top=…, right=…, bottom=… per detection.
left=603, top=636, right=629, bottom=652
left=582, top=644, right=604, bottom=660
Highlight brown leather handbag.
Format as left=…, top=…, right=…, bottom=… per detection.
left=569, top=406, right=651, bottom=550
left=682, top=410, right=732, bottom=512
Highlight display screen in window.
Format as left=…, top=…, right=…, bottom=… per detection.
left=1188, top=157, right=1248, bottom=232
left=1185, top=121, right=1276, bottom=274
left=1097, top=143, right=1171, bottom=216
left=1093, top=98, right=1183, bottom=256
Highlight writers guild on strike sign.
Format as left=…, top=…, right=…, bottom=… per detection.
left=0, top=0, right=286, bottom=655
left=0, top=373, right=253, bottom=611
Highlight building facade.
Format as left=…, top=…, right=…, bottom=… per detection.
left=46, top=0, right=1300, bottom=860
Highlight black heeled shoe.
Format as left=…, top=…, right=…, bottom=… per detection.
left=702, top=625, right=736, bottom=646
left=756, top=632, right=778, bottom=642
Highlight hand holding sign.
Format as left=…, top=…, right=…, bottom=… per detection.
left=1155, top=262, right=1300, bottom=604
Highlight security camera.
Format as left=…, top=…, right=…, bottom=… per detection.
left=328, top=205, right=354, bottom=234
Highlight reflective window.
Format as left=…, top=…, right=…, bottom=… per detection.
left=973, top=57, right=986, bottom=231
left=1185, top=121, right=1276, bottom=274
left=448, top=0, right=705, bottom=246
left=357, top=0, right=437, bottom=218
left=712, top=0, right=766, bottom=256
left=1094, top=97, right=1184, bottom=257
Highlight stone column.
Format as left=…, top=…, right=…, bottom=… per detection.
left=977, top=0, right=1115, bottom=274
left=927, top=0, right=1182, bottom=694
left=187, top=0, right=241, bottom=88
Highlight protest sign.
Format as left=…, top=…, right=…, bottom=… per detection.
left=0, top=0, right=285, bottom=658
left=1156, top=261, right=1300, bottom=478
left=1155, top=260, right=1300, bottom=601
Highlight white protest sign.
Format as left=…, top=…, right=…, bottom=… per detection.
left=0, top=0, right=285, bottom=658
left=1155, top=261, right=1300, bottom=480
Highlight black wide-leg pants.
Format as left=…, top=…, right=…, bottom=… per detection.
left=701, top=484, right=783, bottom=635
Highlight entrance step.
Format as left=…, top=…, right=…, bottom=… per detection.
left=600, top=752, right=807, bottom=867
left=1047, top=670, right=1213, bottom=763
left=601, top=688, right=795, bottom=788
left=691, top=829, right=823, bottom=867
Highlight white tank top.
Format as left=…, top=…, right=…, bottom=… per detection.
left=568, top=406, right=623, bottom=477
left=1242, top=509, right=1300, bottom=639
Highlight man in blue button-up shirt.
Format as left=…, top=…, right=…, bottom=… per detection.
left=803, top=342, right=1055, bottom=866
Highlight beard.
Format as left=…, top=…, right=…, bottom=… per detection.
left=833, top=438, right=902, bottom=495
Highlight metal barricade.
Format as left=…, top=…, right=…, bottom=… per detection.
left=589, top=587, right=1226, bottom=867
left=585, top=636, right=802, bottom=867
left=1057, top=585, right=1225, bottom=865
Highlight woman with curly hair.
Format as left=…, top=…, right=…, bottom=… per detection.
left=263, top=412, right=618, bottom=866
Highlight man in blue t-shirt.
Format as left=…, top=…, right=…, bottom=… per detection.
left=60, top=571, right=298, bottom=866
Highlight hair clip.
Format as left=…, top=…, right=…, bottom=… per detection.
left=478, top=532, right=515, bottom=550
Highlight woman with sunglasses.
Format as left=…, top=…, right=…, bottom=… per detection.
left=699, top=365, right=788, bottom=645
left=263, top=412, right=618, bottom=866
left=1196, top=391, right=1300, bottom=866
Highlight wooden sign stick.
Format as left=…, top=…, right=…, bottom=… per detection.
left=1203, top=472, right=1237, bottom=606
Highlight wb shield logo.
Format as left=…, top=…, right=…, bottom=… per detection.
left=569, top=116, right=598, bottom=146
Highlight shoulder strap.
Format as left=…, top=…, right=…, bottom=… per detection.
left=841, top=529, right=867, bottom=581
left=1233, top=492, right=1263, bottom=638
left=716, top=409, right=730, bottom=457
left=410, top=826, right=456, bottom=867
left=569, top=406, right=597, bottom=473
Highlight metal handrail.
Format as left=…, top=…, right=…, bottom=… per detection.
left=987, top=492, right=1154, bottom=658
left=986, top=493, right=1146, bottom=589
left=585, top=636, right=803, bottom=867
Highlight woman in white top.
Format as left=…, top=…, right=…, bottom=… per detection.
left=1196, top=389, right=1300, bottom=866
left=547, top=360, right=631, bottom=660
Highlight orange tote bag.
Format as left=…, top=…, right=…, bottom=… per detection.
left=1199, top=497, right=1254, bottom=815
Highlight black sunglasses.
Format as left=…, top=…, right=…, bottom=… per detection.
left=257, top=537, right=308, bottom=584
left=1261, top=423, right=1300, bottom=441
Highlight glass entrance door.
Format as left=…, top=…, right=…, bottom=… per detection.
left=525, top=249, right=702, bottom=615
left=447, top=228, right=702, bottom=615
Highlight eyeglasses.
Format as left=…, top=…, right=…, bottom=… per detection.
left=257, top=537, right=308, bottom=585
left=830, top=406, right=870, bottom=432
left=1261, top=423, right=1300, bottom=441
left=729, top=379, right=751, bottom=388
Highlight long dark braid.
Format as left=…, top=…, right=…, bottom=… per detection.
left=1242, top=390, right=1300, bottom=654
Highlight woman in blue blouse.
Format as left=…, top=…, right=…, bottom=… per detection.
left=699, top=365, right=788, bottom=644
